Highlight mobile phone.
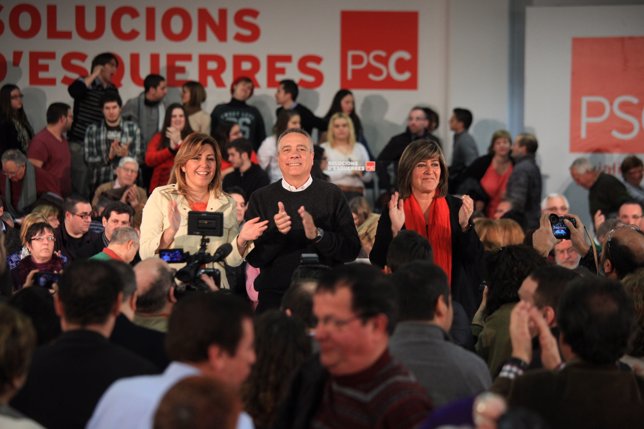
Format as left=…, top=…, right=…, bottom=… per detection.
left=34, top=272, right=60, bottom=289
left=159, top=249, right=186, bottom=263
left=549, top=214, right=576, bottom=240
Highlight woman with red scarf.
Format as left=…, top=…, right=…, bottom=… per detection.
left=370, top=139, right=483, bottom=318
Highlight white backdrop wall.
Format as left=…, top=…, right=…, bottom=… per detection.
left=525, top=5, right=644, bottom=226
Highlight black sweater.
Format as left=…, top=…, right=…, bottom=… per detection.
left=245, top=179, right=360, bottom=294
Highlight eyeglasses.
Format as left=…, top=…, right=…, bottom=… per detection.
left=11, top=94, right=24, bottom=100
left=313, top=314, right=364, bottom=330
left=31, top=235, right=56, bottom=243
left=2, top=166, right=23, bottom=178
left=119, top=167, right=138, bottom=175
left=72, top=212, right=92, bottom=220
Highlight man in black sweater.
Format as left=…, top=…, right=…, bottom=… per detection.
left=245, top=129, right=360, bottom=312
left=210, top=76, right=266, bottom=150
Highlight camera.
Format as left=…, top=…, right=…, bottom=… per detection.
left=168, top=211, right=230, bottom=295
left=34, top=272, right=60, bottom=289
left=549, top=214, right=577, bottom=240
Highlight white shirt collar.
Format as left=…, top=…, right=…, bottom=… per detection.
left=281, top=176, right=313, bottom=192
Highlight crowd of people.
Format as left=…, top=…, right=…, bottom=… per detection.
left=0, top=51, right=643, bottom=429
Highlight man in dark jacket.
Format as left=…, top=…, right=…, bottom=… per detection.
left=506, top=133, right=542, bottom=230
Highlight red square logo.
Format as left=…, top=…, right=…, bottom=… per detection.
left=365, top=161, right=376, bottom=172
left=570, top=37, right=644, bottom=153
left=340, top=11, right=418, bottom=90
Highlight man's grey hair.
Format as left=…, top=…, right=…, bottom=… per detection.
left=541, top=193, right=570, bottom=211
left=110, top=226, right=139, bottom=246
left=118, top=156, right=139, bottom=168
left=1, top=149, right=27, bottom=166
left=570, top=157, right=594, bottom=174
left=277, top=128, right=314, bottom=152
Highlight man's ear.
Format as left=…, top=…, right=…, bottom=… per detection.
left=542, top=306, right=556, bottom=327
left=603, top=259, right=613, bottom=276
left=370, top=314, right=389, bottom=334
left=168, top=286, right=177, bottom=304
left=435, top=295, right=449, bottom=318
left=207, top=343, right=226, bottom=372
left=128, top=292, right=138, bottom=312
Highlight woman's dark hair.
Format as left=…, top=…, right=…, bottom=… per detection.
left=272, top=109, right=301, bottom=136
left=484, top=245, right=547, bottom=317
left=159, top=103, right=192, bottom=150
left=182, top=81, right=207, bottom=114
left=323, top=89, right=363, bottom=137
left=241, top=310, right=311, bottom=429
left=25, top=222, right=54, bottom=244
left=0, top=84, right=34, bottom=145
left=397, top=139, right=448, bottom=199
left=212, top=120, right=238, bottom=160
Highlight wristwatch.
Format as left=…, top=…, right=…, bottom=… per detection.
left=314, top=227, right=324, bottom=243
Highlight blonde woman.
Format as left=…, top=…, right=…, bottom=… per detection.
left=320, top=113, right=372, bottom=200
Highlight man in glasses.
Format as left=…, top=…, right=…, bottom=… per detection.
left=54, top=196, right=103, bottom=262
left=275, top=264, right=431, bottom=429
left=0, top=149, right=59, bottom=218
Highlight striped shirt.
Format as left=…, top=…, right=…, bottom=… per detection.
left=68, top=78, right=120, bottom=143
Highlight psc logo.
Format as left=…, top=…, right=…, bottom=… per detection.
left=570, top=37, right=644, bottom=153
left=340, top=11, right=418, bottom=90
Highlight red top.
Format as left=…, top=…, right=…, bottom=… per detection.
left=481, top=163, right=513, bottom=218
left=145, top=132, right=176, bottom=194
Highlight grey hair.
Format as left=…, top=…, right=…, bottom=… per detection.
left=1, top=149, right=27, bottom=165
left=541, top=193, right=570, bottom=211
left=118, top=156, right=139, bottom=168
left=570, top=157, right=594, bottom=174
left=110, top=226, right=139, bottom=246
left=277, top=128, right=314, bottom=152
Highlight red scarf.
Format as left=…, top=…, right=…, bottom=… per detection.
left=403, top=195, right=453, bottom=284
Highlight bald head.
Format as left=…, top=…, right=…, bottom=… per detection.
left=134, top=258, right=175, bottom=313
left=603, top=227, right=644, bottom=279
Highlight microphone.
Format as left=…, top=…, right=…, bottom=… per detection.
left=210, top=242, right=233, bottom=263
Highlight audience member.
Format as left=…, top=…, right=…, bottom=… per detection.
left=553, top=239, right=581, bottom=269
left=212, top=76, right=266, bottom=149
left=620, top=155, right=644, bottom=204
left=621, top=268, right=644, bottom=377
left=0, top=149, right=59, bottom=218
left=322, top=89, right=373, bottom=158
left=242, top=310, right=312, bottom=429
left=11, top=222, right=64, bottom=290
left=618, top=200, right=643, bottom=227
left=448, top=107, right=479, bottom=191
left=106, top=260, right=169, bottom=370
left=93, top=156, right=148, bottom=228
left=390, top=261, right=491, bottom=407
left=133, top=258, right=177, bottom=333
left=473, top=245, right=546, bottom=374
left=349, top=196, right=380, bottom=257
left=9, top=286, right=61, bottom=346
left=0, top=198, right=21, bottom=254
left=182, top=80, right=211, bottom=134
left=223, top=138, right=269, bottom=199
left=68, top=52, right=120, bottom=197
left=570, top=157, right=631, bottom=221
left=0, top=84, right=34, bottom=154
left=505, top=133, right=542, bottom=230
left=6, top=213, right=48, bottom=271
left=540, top=193, right=569, bottom=216
left=11, top=260, right=157, bottom=429
left=54, top=197, right=103, bottom=262
left=98, top=201, right=134, bottom=245
left=145, top=103, right=193, bottom=193
left=494, top=276, right=644, bottom=427
left=376, top=106, right=431, bottom=192
left=153, top=376, right=241, bottom=429
left=275, top=264, right=432, bottom=429
left=601, top=224, right=644, bottom=280
left=91, top=226, right=139, bottom=262
left=84, top=92, right=143, bottom=195
left=258, top=110, right=301, bottom=183
left=384, top=229, right=433, bottom=273
left=88, top=292, right=256, bottom=429
left=458, top=130, right=513, bottom=217
left=0, top=303, right=41, bottom=429
left=321, top=112, right=372, bottom=200
left=280, top=263, right=331, bottom=331
left=122, top=74, right=168, bottom=147
left=245, top=128, right=360, bottom=311
left=27, top=102, right=73, bottom=197
left=275, top=79, right=325, bottom=137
